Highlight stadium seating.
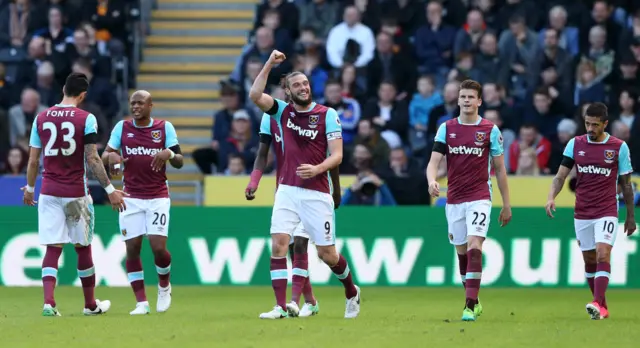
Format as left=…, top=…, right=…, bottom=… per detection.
left=138, top=0, right=257, bottom=204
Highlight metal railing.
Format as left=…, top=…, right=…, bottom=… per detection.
left=87, top=180, right=204, bottom=206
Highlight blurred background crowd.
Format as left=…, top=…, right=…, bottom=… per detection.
left=1, top=0, right=639, bottom=207
left=0, top=0, right=139, bottom=173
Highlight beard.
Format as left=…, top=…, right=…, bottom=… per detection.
left=290, top=92, right=313, bottom=106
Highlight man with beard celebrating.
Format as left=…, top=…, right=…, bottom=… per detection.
left=249, top=50, right=361, bottom=319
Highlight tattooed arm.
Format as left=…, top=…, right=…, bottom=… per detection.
left=619, top=174, right=635, bottom=218
left=84, top=143, right=112, bottom=189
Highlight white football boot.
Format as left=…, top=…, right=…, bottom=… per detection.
left=83, top=299, right=111, bottom=316
left=157, top=284, right=172, bottom=313
left=344, top=285, right=361, bottom=318
left=259, top=305, right=288, bottom=319
left=299, top=301, right=320, bottom=317
left=130, top=301, right=150, bottom=315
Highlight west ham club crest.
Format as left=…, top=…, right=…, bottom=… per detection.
left=474, top=131, right=487, bottom=146
left=308, top=114, right=319, bottom=129
left=604, top=149, right=615, bottom=164
left=151, top=130, right=162, bottom=143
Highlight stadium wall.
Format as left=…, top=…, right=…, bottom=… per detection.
left=203, top=176, right=640, bottom=207
left=1, top=207, right=638, bottom=287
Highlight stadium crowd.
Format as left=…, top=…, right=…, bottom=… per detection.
left=0, top=0, right=140, bottom=176
left=191, top=0, right=640, bottom=205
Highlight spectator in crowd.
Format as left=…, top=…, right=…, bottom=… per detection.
left=349, top=118, right=389, bottom=173
left=523, top=87, right=564, bottom=139
left=82, top=0, right=129, bottom=53
left=379, top=0, right=424, bottom=36
left=530, top=27, right=574, bottom=109
left=427, top=80, right=459, bottom=135
left=217, top=110, right=259, bottom=174
left=498, top=14, right=539, bottom=100
left=615, top=88, right=638, bottom=129
left=366, top=31, right=415, bottom=99
left=239, top=56, right=267, bottom=120
left=497, top=0, right=540, bottom=32
left=619, top=8, right=640, bottom=51
left=474, top=32, right=505, bottom=85
left=71, top=57, right=119, bottom=121
left=34, top=60, right=61, bottom=106
left=580, top=0, right=621, bottom=53
left=340, top=0, right=382, bottom=34
left=610, top=53, right=638, bottom=102
left=377, top=147, right=429, bottom=205
left=409, top=75, right=442, bottom=155
left=339, top=63, right=367, bottom=104
left=362, top=80, right=409, bottom=146
left=548, top=118, right=577, bottom=174
left=319, top=79, right=361, bottom=148
left=225, top=154, right=247, bottom=176
left=538, top=5, right=580, bottom=57
left=0, top=0, right=40, bottom=49
left=509, top=123, right=552, bottom=174
left=447, top=51, right=482, bottom=83
left=379, top=16, right=412, bottom=59
left=298, top=0, right=338, bottom=40
left=8, top=87, right=46, bottom=151
left=610, top=119, right=630, bottom=142
left=193, top=80, right=255, bottom=175
left=580, top=25, right=615, bottom=83
left=483, top=108, right=515, bottom=172
left=326, top=5, right=375, bottom=69
left=342, top=144, right=396, bottom=206
left=259, top=9, right=293, bottom=55
left=66, top=27, right=111, bottom=78
left=453, top=9, right=486, bottom=57
left=253, top=0, right=300, bottom=40
left=237, top=27, right=291, bottom=86
left=291, top=52, right=328, bottom=100
left=574, top=59, right=606, bottom=106
left=32, top=5, right=73, bottom=53
left=1, top=146, right=27, bottom=175
left=414, top=0, right=456, bottom=87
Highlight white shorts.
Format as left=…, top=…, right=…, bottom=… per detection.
left=445, top=200, right=492, bottom=245
left=38, top=194, right=94, bottom=246
left=574, top=217, right=618, bottom=251
left=119, top=197, right=171, bottom=241
left=271, top=185, right=335, bottom=246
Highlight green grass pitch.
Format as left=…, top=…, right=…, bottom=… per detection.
left=1, top=286, right=639, bottom=347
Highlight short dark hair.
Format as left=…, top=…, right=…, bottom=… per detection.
left=534, top=87, right=550, bottom=98
left=324, top=78, right=341, bottom=88
left=585, top=102, right=609, bottom=121
left=521, top=122, right=538, bottom=131
left=459, top=79, right=483, bottom=98
left=63, top=72, right=89, bottom=97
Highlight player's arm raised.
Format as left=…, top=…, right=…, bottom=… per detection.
left=490, top=126, right=511, bottom=226
left=249, top=50, right=286, bottom=113
left=618, top=142, right=636, bottom=236
left=546, top=138, right=575, bottom=218
left=426, top=123, right=446, bottom=197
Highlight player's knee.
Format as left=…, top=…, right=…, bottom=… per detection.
left=582, top=250, right=597, bottom=264
left=316, top=246, right=338, bottom=266
left=271, top=234, right=290, bottom=257
left=595, top=245, right=611, bottom=263
left=293, top=237, right=308, bottom=254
